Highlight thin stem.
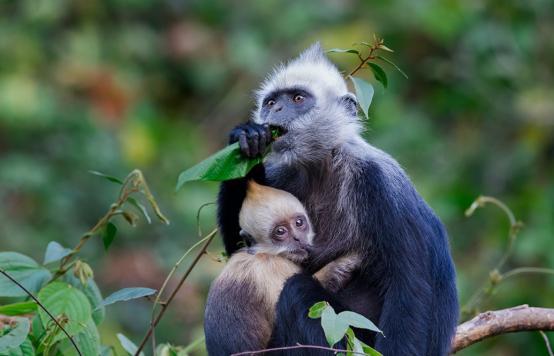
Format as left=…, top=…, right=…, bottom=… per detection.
left=348, top=46, right=377, bottom=77
left=0, top=269, right=81, bottom=356
left=149, top=232, right=215, bottom=351
left=462, top=195, right=523, bottom=316
left=502, top=267, right=554, bottom=280
left=540, top=331, right=554, bottom=356
left=134, top=229, right=218, bottom=355
left=231, top=343, right=369, bottom=356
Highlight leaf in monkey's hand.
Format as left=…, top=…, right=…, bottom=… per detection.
left=176, top=142, right=263, bottom=191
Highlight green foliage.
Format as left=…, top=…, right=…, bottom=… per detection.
left=0, top=317, right=30, bottom=354
left=309, top=301, right=382, bottom=355
left=367, top=63, right=388, bottom=89
left=43, top=242, right=72, bottom=265
left=117, top=333, right=143, bottom=356
left=349, top=77, right=374, bottom=120
left=0, top=253, right=51, bottom=298
left=96, top=287, right=157, bottom=310
left=0, top=303, right=36, bottom=317
left=176, top=142, right=263, bottom=191
left=102, top=223, right=117, bottom=251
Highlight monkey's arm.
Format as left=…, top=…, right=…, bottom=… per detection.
left=313, top=253, right=361, bottom=293
left=218, top=122, right=271, bottom=255
left=268, top=273, right=347, bottom=355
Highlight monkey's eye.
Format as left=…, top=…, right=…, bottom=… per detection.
left=293, top=94, right=305, bottom=103
left=266, top=99, right=276, bottom=107
left=273, top=226, right=288, bottom=240
left=295, top=217, right=304, bottom=227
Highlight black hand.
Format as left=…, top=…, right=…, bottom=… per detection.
left=229, top=121, right=271, bottom=158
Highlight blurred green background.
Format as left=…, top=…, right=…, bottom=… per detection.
left=0, top=0, right=553, bottom=355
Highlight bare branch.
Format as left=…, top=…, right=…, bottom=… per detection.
left=134, top=229, right=218, bottom=355
left=231, top=342, right=369, bottom=356
left=452, top=305, right=554, bottom=353
left=0, top=269, right=82, bottom=356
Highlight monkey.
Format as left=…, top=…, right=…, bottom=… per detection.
left=204, top=181, right=360, bottom=355
left=217, top=43, right=459, bottom=355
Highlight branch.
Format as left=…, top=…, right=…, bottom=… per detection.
left=134, top=229, right=218, bottom=355
left=231, top=343, right=369, bottom=356
left=0, top=269, right=82, bottom=356
left=452, top=305, right=554, bottom=353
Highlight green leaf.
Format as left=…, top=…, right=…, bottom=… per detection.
left=349, top=77, right=374, bottom=120
left=0, top=337, right=34, bottom=356
left=56, top=319, right=100, bottom=356
left=379, top=44, right=394, bottom=53
left=359, top=339, right=382, bottom=356
left=0, top=252, right=52, bottom=297
left=368, top=62, right=388, bottom=88
left=320, top=305, right=349, bottom=347
left=88, top=170, right=124, bottom=185
left=308, top=301, right=328, bottom=319
left=327, top=48, right=360, bottom=55
left=117, top=333, right=144, bottom=356
left=176, top=142, right=262, bottom=191
left=376, top=56, right=408, bottom=79
left=0, top=317, right=30, bottom=353
left=37, top=282, right=92, bottom=341
left=63, top=274, right=105, bottom=326
left=0, top=302, right=36, bottom=316
left=102, top=223, right=117, bottom=251
left=338, top=311, right=382, bottom=334
left=43, top=241, right=72, bottom=265
left=127, top=197, right=151, bottom=224
left=96, top=287, right=156, bottom=310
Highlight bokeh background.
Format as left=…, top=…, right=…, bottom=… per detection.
left=1, top=0, right=553, bottom=355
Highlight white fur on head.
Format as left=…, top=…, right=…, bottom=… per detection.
left=239, top=181, right=314, bottom=245
left=254, top=42, right=349, bottom=109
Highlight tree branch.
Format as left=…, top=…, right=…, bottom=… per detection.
left=452, top=305, right=554, bottom=353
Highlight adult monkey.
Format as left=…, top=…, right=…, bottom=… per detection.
left=218, top=43, right=458, bottom=355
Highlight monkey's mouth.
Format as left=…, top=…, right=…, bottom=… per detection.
left=269, top=125, right=288, bottom=140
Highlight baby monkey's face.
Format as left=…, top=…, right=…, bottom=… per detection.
left=270, top=212, right=312, bottom=263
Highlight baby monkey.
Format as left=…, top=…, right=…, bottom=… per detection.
left=204, top=181, right=360, bottom=355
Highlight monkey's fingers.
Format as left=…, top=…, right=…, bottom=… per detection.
left=238, top=132, right=250, bottom=157
left=245, top=126, right=260, bottom=157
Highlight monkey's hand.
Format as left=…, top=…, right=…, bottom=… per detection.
left=229, top=121, right=271, bottom=158
left=313, top=254, right=362, bottom=293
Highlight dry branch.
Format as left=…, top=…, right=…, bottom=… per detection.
left=452, top=305, right=554, bottom=353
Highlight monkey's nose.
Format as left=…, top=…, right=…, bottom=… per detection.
left=274, top=105, right=283, bottom=112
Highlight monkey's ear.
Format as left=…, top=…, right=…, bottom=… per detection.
left=340, top=93, right=358, bottom=116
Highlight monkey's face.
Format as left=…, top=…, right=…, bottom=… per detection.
left=259, top=87, right=316, bottom=133
left=253, top=43, right=361, bottom=164
left=269, top=213, right=312, bottom=263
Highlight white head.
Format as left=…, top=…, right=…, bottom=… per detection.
left=253, top=42, right=362, bottom=165
left=239, top=181, right=314, bottom=262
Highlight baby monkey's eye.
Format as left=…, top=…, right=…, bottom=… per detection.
left=295, top=217, right=304, bottom=227
left=293, top=94, right=304, bottom=103
left=273, top=226, right=288, bottom=239
left=266, top=99, right=276, bottom=106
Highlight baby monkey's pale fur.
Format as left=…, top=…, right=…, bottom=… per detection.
left=204, top=181, right=360, bottom=354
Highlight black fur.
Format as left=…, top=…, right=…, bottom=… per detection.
left=216, top=121, right=458, bottom=355
left=267, top=273, right=348, bottom=355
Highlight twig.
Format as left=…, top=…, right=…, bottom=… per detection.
left=149, top=231, right=216, bottom=354
left=0, top=269, right=82, bottom=356
left=539, top=331, right=554, bottom=356
left=231, top=342, right=369, bottom=355
left=452, top=305, right=554, bottom=353
left=462, top=195, right=524, bottom=316
left=134, top=229, right=218, bottom=355
left=52, top=169, right=168, bottom=280
left=502, top=267, right=554, bottom=280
